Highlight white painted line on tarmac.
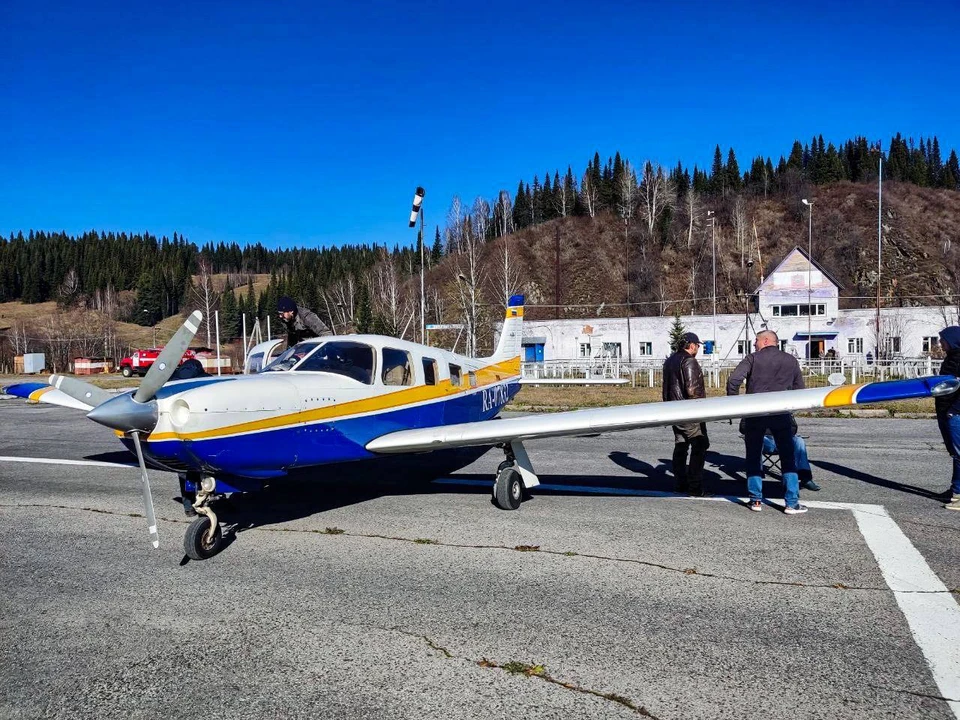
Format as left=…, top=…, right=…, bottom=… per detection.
left=434, top=477, right=960, bottom=714
left=853, top=505, right=960, bottom=716
left=0, top=455, right=136, bottom=469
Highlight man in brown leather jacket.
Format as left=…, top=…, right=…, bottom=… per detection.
left=662, top=332, right=709, bottom=495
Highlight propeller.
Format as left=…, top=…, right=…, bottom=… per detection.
left=84, top=310, right=203, bottom=549
left=48, top=374, right=113, bottom=408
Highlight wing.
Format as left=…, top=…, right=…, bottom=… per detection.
left=366, top=375, right=956, bottom=453
left=3, top=382, right=96, bottom=411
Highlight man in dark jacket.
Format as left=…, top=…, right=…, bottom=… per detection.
left=663, top=332, right=709, bottom=495
left=278, top=296, right=332, bottom=346
left=935, top=326, right=960, bottom=510
left=727, top=330, right=807, bottom=514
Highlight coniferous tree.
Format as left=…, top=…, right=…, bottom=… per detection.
left=431, top=226, right=443, bottom=265
left=668, top=312, right=687, bottom=352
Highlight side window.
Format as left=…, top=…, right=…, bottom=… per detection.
left=422, top=358, right=437, bottom=385
left=382, top=348, right=413, bottom=386
left=449, top=363, right=462, bottom=387
left=468, top=371, right=477, bottom=388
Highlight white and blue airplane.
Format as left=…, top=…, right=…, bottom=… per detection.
left=5, top=295, right=958, bottom=561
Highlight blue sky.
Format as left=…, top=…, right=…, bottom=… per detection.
left=3, top=0, right=957, bottom=250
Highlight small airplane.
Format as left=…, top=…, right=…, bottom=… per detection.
left=5, top=295, right=958, bottom=561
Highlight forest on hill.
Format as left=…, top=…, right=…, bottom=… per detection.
left=1, top=131, right=959, bottom=366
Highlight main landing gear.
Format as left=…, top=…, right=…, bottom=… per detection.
left=182, top=474, right=224, bottom=560
left=492, top=441, right=539, bottom=511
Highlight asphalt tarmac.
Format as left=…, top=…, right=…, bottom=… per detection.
left=1, top=401, right=959, bottom=719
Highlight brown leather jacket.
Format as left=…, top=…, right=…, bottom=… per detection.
left=662, top=350, right=706, bottom=402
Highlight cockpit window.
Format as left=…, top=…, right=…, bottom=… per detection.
left=294, top=341, right=375, bottom=384
left=261, top=342, right=320, bottom=373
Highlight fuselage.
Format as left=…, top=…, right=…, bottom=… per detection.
left=122, top=334, right=521, bottom=483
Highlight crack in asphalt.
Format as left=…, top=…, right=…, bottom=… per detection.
left=374, top=624, right=658, bottom=718
left=866, top=682, right=959, bottom=704
left=4, top=501, right=960, bottom=597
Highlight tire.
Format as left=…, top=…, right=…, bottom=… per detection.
left=494, top=467, right=523, bottom=511
left=121, top=366, right=132, bottom=377
left=184, top=516, right=223, bottom=560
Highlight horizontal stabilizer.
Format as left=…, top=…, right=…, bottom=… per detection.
left=3, top=382, right=97, bottom=411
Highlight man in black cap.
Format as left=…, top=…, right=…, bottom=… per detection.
left=662, top=331, right=709, bottom=495
left=935, top=325, right=960, bottom=510
left=277, top=296, right=332, bottom=347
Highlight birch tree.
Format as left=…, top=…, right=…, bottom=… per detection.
left=446, top=196, right=465, bottom=254
left=472, top=197, right=491, bottom=243
left=490, top=236, right=524, bottom=310
left=638, top=161, right=675, bottom=240
left=685, top=189, right=701, bottom=249
left=455, top=216, right=484, bottom=357
left=580, top=171, right=598, bottom=218
left=191, top=257, right=217, bottom=346
left=732, top=195, right=748, bottom=267
left=323, top=275, right=356, bottom=332
left=493, top=190, right=513, bottom=238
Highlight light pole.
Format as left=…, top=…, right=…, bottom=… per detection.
left=409, top=187, right=425, bottom=343
left=707, top=210, right=716, bottom=355
left=745, top=258, right=755, bottom=351
left=802, top=198, right=814, bottom=365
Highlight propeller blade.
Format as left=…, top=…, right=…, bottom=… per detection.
left=134, top=310, right=202, bottom=404
left=130, top=432, right=160, bottom=549
left=49, top=374, right=113, bottom=408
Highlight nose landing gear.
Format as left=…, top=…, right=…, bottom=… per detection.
left=183, top=475, right=224, bottom=560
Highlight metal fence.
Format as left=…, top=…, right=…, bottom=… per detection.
left=520, top=356, right=944, bottom=388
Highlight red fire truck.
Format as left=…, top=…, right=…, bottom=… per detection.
left=118, top=348, right=196, bottom=377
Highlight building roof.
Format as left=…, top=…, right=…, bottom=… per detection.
left=754, top=246, right=846, bottom=294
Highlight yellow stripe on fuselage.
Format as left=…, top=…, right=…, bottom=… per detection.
left=147, top=356, right=522, bottom=442
left=823, top=384, right=862, bottom=407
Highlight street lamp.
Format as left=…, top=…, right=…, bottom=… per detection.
left=409, top=187, right=426, bottom=343
left=802, top=199, right=814, bottom=365
left=707, top=210, right=716, bottom=355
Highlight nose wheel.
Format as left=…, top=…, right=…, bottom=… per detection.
left=183, top=476, right=224, bottom=560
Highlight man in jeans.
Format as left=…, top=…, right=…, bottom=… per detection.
left=662, top=332, right=709, bottom=496
left=727, top=330, right=807, bottom=514
left=935, top=326, right=960, bottom=510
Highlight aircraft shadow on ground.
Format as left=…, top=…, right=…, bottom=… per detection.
left=811, top=459, right=946, bottom=500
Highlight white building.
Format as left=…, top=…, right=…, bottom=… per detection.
left=516, top=247, right=953, bottom=365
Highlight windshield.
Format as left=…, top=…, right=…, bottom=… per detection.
left=294, top=341, right=375, bottom=384
left=261, top=342, right=320, bottom=373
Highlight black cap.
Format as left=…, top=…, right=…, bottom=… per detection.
left=682, top=332, right=701, bottom=345
left=277, top=296, right=296, bottom=313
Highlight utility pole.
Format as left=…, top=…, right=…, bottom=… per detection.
left=707, top=210, right=716, bottom=355
left=554, top=225, right=560, bottom=319
left=876, top=153, right=883, bottom=358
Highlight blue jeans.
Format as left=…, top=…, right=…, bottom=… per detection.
left=937, top=413, right=960, bottom=495
left=762, top=434, right=811, bottom=479
left=743, top=414, right=800, bottom=506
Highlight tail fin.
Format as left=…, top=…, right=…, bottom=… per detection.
left=490, top=295, right=524, bottom=361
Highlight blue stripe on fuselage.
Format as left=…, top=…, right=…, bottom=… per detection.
left=138, top=380, right=521, bottom=479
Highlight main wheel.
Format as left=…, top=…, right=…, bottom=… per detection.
left=494, top=467, right=523, bottom=511
left=184, top=516, right=223, bottom=560
left=121, top=366, right=132, bottom=377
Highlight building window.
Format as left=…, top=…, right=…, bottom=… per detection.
left=737, top=340, right=749, bottom=355
left=602, top=342, right=622, bottom=358
left=637, top=342, right=652, bottom=356
left=771, top=304, right=825, bottom=317
left=923, top=336, right=940, bottom=353
left=779, top=340, right=789, bottom=352
left=579, top=343, right=591, bottom=358
left=847, top=338, right=864, bottom=354
left=887, top=337, right=902, bottom=354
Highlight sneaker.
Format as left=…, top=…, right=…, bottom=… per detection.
left=748, top=500, right=762, bottom=512
left=784, top=503, right=809, bottom=515
left=945, top=496, right=960, bottom=511
left=800, top=479, right=821, bottom=492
